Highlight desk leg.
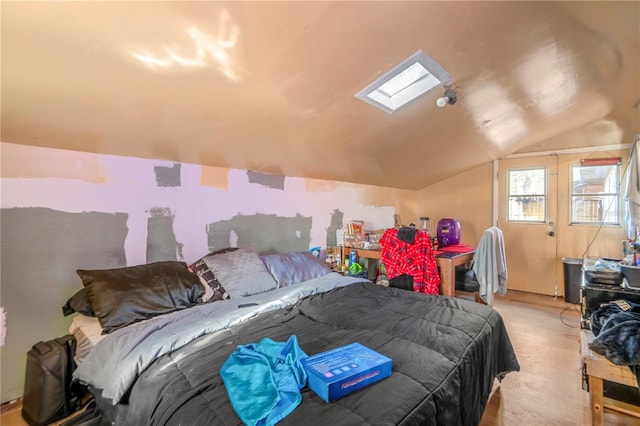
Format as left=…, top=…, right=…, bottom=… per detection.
left=366, top=259, right=378, bottom=281
left=439, top=260, right=454, bottom=297
left=589, top=375, right=604, bottom=426
left=435, top=252, right=474, bottom=297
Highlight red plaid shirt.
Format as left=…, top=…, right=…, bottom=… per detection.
left=379, top=228, right=440, bottom=295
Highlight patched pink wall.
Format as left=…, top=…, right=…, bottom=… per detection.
left=0, top=141, right=417, bottom=403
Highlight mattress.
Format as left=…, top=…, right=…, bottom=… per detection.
left=68, top=313, right=104, bottom=364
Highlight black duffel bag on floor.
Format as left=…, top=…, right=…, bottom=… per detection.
left=21, top=335, right=85, bottom=426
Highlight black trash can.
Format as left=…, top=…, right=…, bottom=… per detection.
left=562, top=257, right=582, bottom=304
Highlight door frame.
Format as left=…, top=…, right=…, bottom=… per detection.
left=493, top=144, right=631, bottom=297
left=497, top=156, right=559, bottom=295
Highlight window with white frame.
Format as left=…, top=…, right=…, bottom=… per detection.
left=570, top=164, right=620, bottom=225
left=507, top=168, right=546, bottom=222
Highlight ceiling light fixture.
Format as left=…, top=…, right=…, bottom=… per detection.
left=436, top=87, right=457, bottom=108
left=355, top=50, right=453, bottom=114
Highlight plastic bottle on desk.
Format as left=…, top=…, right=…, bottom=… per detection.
left=420, top=217, right=431, bottom=233
left=420, top=216, right=434, bottom=242
left=342, top=259, right=350, bottom=274
left=377, top=263, right=389, bottom=286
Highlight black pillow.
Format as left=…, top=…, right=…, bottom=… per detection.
left=62, top=288, right=95, bottom=317
left=77, top=261, right=204, bottom=334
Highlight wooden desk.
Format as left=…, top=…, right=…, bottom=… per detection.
left=434, top=251, right=476, bottom=296
left=352, top=248, right=475, bottom=297
left=352, top=248, right=382, bottom=281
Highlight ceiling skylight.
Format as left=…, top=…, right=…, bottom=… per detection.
left=355, top=50, right=453, bottom=114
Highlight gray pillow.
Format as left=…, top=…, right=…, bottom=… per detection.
left=203, top=248, right=278, bottom=298
left=189, top=247, right=238, bottom=302
left=261, top=252, right=331, bottom=288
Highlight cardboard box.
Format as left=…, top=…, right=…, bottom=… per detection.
left=302, top=342, right=392, bottom=402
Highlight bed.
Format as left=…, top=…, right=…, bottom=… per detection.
left=65, top=248, right=520, bottom=426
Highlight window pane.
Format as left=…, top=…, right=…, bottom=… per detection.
left=572, top=197, right=601, bottom=222
left=508, top=196, right=546, bottom=221
left=570, top=164, right=620, bottom=225
left=572, top=165, right=618, bottom=194
left=509, top=169, right=545, bottom=195
left=508, top=168, right=546, bottom=222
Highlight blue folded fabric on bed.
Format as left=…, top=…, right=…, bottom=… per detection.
left=220, top=335, right=308, bottom=426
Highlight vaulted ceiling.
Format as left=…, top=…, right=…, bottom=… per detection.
left=2, top=1, right=638, bottom=189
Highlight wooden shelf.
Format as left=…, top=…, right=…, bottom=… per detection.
left=580, top=329, right=640, bottom=425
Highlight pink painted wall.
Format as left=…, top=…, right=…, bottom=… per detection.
left=0, top=142, right=417, bottom=402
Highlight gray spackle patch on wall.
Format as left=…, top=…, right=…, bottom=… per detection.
left=247, top=171, right=285, bottom=190
left=147, top=207, right=180, bottom=263
left=154, top=163, right=181, bottom=187
left=326, top=209, right=344, bottom=247
left=207, top=213, right=311, bottom=254
left=0, top=207, right=128, bottom=403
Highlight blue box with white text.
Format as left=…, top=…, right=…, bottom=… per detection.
left=302, top=342, right=392, bottom=402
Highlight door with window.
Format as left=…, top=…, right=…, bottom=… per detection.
left=499, top=154, right=625, bottom=296
left=498, top=156, right=558, bottom=295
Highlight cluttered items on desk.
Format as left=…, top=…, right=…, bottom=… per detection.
left=324, top=246, right=368, bottom=278
left=335, top=220, right=398, bottom=251
left=619, top=238, right=640, bottom=289
left=583, top=256, right=640, bottom=289
left=580, top=255, right=640, bottom=330
left=330, top=219, right=381, bottom=277
left=334, top=217, right=464, bottom=251
left=302, top=342, right=392, bottom=402
left=583, top=257, right=624, bottom=286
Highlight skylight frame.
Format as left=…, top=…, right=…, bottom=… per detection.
left=355, top=50, right=453, bottom=114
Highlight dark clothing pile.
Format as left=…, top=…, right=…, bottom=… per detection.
left=589, top=299, right=640, bottom=391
